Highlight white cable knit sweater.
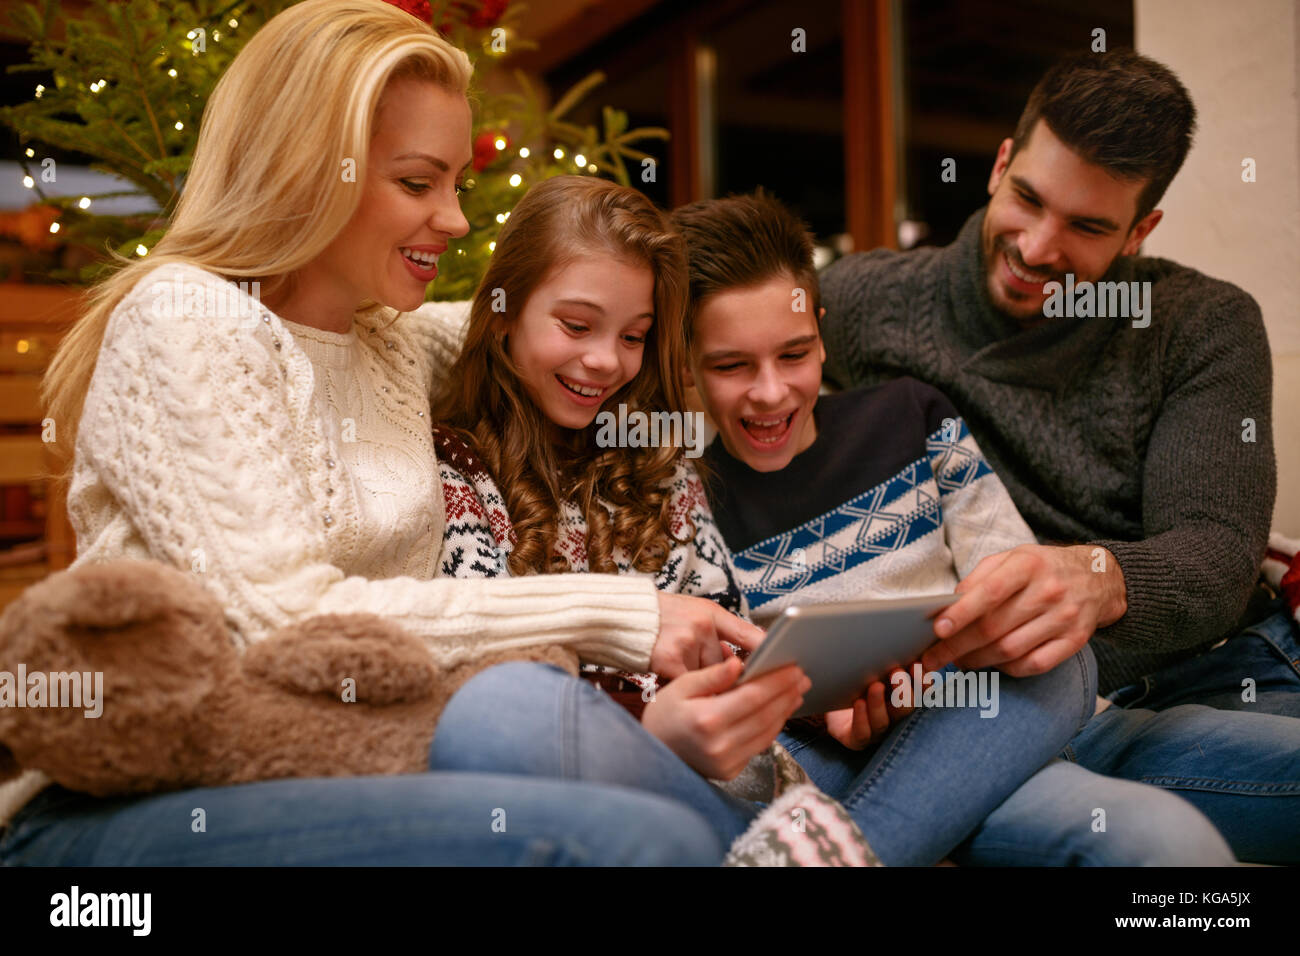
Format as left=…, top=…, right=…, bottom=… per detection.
left=0, top=261, right=660, bottom=828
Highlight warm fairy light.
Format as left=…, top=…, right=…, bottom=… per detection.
left=228, top=19, right=238, bottom=28
left=168, top=68, right=178, bottom=77
left=78, top=196, right=91, bottom=209
left=588, top=164, right=597, bottom=173
left=494, top=137, right=506, bottom=151
left=574, top=154, right=587, bottom=167
left=508, top=173, right=522, bottom=187
left=518, top=147, right=530, bottom=158
left=553, top=148, right=564, bottom=160
left=34, top=84, right=44, bottom=98
left=16, top=340, right=30, bottom=354
left=22, top=175, right=34, bottom=189
left=495, top=213, right=506, bottom=223
left=25, top=148, right=34, bottom=157
left=488, top=241, right=496, bottom=252
left=49, top=222, right=60, bottom=234
left=175, top=121, right=184, bottom=130
left=136, top=244, right=149, bottom=256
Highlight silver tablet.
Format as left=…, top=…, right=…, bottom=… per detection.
left=737, top=593, right=955, bottom=718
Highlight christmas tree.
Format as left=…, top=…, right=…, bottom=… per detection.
left=2, top=0, right=669, bottom=300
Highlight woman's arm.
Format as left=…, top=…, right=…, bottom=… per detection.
left=72, top=263, right=659, bottom=672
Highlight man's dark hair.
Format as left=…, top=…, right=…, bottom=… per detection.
left=1010, top=49, right=1197, bottom=223
left=669, top=190, right=819, bottom=344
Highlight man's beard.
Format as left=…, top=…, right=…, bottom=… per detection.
left=983, top=232, right=1071, bottom=327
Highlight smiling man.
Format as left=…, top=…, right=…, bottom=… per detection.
left=822, top=50, right=1293, bottom=719
left=818, top=51, right=1300, bottom=860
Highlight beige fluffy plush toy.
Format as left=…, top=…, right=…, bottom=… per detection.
left=0, top=558, right=578, bottom=796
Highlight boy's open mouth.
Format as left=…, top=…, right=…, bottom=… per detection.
left=740, top=411, right=794, bottom=444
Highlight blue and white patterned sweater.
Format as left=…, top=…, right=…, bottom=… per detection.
left=700, top=378, right=1037, bottom=626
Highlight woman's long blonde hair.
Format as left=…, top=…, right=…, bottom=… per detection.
left=432, top=176, right=694, bottom=576
left=42, top=0, right=471, bottom=474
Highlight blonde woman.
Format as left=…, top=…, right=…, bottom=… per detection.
left=0, top=0, right=749, bottom=866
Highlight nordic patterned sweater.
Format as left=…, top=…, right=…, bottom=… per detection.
left=819, top=207, right=1276, bottom=694
left=433, top=425, right=747, bottom=710
left=699, top=378, right=1036, bottom=625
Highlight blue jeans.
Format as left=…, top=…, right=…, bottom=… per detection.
left=1059, top=608, right=1300, bottom=864
left=1104, top=606, right=1300, bottom=718
left=0, top=773, right=723, bottom=866
left=951, top=758, right=1234, bottom=865
left=431, top=657, right=1229, bottom=864
left=774, top=652, right=1097, bottom=865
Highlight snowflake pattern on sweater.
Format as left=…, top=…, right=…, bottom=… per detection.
left=432, top=425, right=747, bottom=698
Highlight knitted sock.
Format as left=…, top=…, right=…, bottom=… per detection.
left=723, top=783, right=882, bottom=867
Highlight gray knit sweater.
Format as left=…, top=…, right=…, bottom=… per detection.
left=820, top=207, right=1276, bottom=694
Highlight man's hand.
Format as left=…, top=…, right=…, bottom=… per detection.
left=651, top=592, right=766, bottom=680
left=922, top=544, right=1126, bottom=677
left=824, top=671, right=915, bottom=751
left=641, top=656, right=809, bottom=780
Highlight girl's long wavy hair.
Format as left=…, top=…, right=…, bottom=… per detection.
left=42, top=0, right=471, bottom=476
left=432, top=176, right=693, bottom=576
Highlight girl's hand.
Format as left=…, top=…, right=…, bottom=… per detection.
left=824, top=671, right=915, bottom=751
left=651, top=592, right=766, bottom=680
left=641, top=656, right=808, bottom=780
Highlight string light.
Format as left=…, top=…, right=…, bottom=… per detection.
left=588, top=164, right=597, bottom=173
left=488, top=241, right=496, bottom=252
left=24, top=148, right=34, bottom=158
left=136, top=244, right=149, bottom=256
left=493, top=137, right=506, bottom=150
left=518, top=147, right=530, bottom=158
left=174, top=121, right=184, bottom=130
left=168, top=68, right=178, bottom=77
left=78, top=197, right=91, bottom=209
left=34, top=84, right=44, bottom=98
left=228, top=18, right=238, bottom=28
left=574, top=153, right=586, bottom=167
left=49, top=222, right=60, bottom=234
left=553, top=148, right=564, bottom=160
left=22, top=175, right=34, bottom=189
left=508, top=173, right=522, bottom=187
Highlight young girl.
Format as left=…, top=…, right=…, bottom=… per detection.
left=423, top=176, right=1117, bottom=865
left=0, top=0, right=729, bottom=868
left=429, top=176, right=809, bottom=787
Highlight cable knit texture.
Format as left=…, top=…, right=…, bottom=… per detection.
left=0, top=262, right=661, bottom=828
left=819, top=208, right=1276, bottom=694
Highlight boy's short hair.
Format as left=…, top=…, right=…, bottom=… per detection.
left=670, top=191, right=820, bottom=345
left=1011, top=49, right=1196, bottom=223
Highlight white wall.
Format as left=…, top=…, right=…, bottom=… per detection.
left=1136, top=0, right=1300, bottom=535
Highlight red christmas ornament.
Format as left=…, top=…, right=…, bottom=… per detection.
left=384, top=0, right=433, bottom=23
left=466, top=0, right=509, bottom=29
left=472, top=130, right=510, bottom=171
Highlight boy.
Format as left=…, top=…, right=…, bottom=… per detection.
left=672, top=191, right=1254, bottom=864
